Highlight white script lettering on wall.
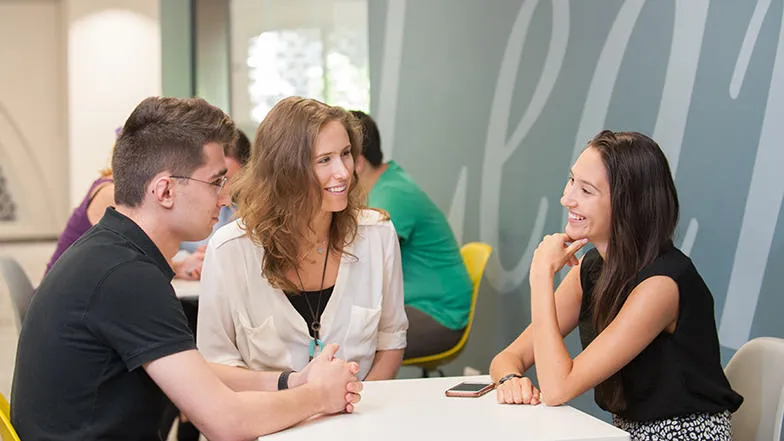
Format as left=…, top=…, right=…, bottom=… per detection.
left=459, top=0, right=781, bottom=350
left=719, top=0, right=784, bottom=350
left=479, top=0, right=568, bottom=293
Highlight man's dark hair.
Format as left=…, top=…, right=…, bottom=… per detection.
left=350, top=110, right=383, bottom=167
left=226, top=130, right=251, bottom=166
left=112, top=97, right=237, bottom=207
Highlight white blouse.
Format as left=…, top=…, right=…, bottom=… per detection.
left=197, top=209, right=408, bottom=380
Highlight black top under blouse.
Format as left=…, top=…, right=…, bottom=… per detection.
left=286, top=286, right=335, bottom=338
left=578, top=244, right=743, bottom=421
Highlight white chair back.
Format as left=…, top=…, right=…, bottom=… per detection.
left=725, top=337, right=784, bottom=441
left=0, top=256, right=35, bottom=330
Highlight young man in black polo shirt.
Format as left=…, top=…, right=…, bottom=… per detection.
left=11, top=97, right=362, bottom=441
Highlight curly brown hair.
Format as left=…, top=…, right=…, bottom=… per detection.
left=234, top=97, right=365, bottom=292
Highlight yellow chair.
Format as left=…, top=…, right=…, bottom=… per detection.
left=0, top=393, right=8, bottom=419
left=0, top=393, right=20, bottom=441
left=403, top=242, right=492, bottom=377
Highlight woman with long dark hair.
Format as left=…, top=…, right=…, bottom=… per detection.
left=490, top=131, right=742, bottom=440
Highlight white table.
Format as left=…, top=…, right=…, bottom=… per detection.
left=262, top=375, right=629, bottom=441
left=171, top=279, right=200, bottom=300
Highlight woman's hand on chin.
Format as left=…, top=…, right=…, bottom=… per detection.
left=531, top=233, right=589, bottom=279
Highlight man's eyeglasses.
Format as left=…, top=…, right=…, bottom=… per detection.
left=169, top=175, right=228, bottom=195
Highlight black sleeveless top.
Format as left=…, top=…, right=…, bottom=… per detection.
left=578, top=245, right=743, bottom=421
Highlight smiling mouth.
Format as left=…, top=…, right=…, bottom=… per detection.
left=568, top=212, right=586, bottom=221
left=325, top=184, right=347, bottom=193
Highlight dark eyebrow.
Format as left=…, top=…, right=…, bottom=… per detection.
left=209, top=169, right=228, bottom=180
left=569, top=169, right=601, bottom=193
left=316, top=145, right=352, bottom=158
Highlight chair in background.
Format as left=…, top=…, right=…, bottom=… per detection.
left=403, top=242, right=492, bottom=377
left=724, top=337, right=784, bottom=441
left=0, top=393, right=20, bottom=441
left=0, top=257, right=35, bottom=331
left=0, top=393, right=8, bottom=420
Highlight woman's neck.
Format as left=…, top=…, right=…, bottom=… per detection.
left=303, top=211, right=333, bottom=251
left=594, top=241, right=608, bottom=259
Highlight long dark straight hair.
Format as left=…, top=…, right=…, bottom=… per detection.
left=588, top=130, right=679, bottom=411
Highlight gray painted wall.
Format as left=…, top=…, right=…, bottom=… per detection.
left=369, top=0, right=784, bottom=419
left=161, top=0, right=193, bottom=99
left=161, top=0, right=231, bottom=113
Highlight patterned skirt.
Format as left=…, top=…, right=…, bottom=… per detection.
left=613, top=410, right=732, bottom=441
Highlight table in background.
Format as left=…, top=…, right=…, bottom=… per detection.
left=262, top=375, right=629, bottom=441
left=171, top=279, right=200, bottom=301
left=171, top=279, right=200, bottom=336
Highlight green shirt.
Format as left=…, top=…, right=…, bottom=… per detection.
left=368, top=161, right=473, bottom=330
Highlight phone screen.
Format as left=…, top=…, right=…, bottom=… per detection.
left=448, top=382, right=493, bottom=392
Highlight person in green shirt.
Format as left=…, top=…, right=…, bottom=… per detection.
left=351, top=110, right=473, bottom=359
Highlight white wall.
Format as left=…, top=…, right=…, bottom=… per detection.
left=0, top=0, right=67, bottom=240
left=0, top=0, right=162, bottom=240
left=65, top=0, right=161, bottom=207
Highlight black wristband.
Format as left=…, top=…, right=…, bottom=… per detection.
left=498, top=373, right=523, bottom=385
left=278, top=368, right=295, bottom=391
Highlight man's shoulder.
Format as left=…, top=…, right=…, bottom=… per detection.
left=374, top=165, right=430, bottom=204
left=49, top=228, right=151, bottom=284
left=371, top=179, right=437, bottom=226
left=100, top=259, right=171, bottom=289
left=376, top=165, right=422, bottom=194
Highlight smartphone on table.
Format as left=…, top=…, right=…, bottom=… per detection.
left=445, top=381, right=495, bottom=398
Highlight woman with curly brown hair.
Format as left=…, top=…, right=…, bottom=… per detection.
left=197, top=97, right=408, bottom=385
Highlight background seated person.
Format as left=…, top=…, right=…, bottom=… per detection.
left=351, top=110, right=472, bottom=359
left=198, top=97, right=408, bottom=381
left=489, top=131, right=742, bottom=441
left=44, top=165, right=114, bottom=274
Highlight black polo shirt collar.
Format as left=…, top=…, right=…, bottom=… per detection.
left=98, top=207, right=176, bottom=280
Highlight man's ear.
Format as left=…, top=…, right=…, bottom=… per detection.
left=150, top=175, right=175, bottom=208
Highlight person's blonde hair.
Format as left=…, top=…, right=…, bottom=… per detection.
left=98, top=128, right=122, bottom=177
left=98, top=167, right=113, bottom=178
left=234, top=97, right=365, bottom=292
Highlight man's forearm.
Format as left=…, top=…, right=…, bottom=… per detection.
left=209, top=362, right=282, bottom=392
left=208, top=384, right=327, bottom=440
